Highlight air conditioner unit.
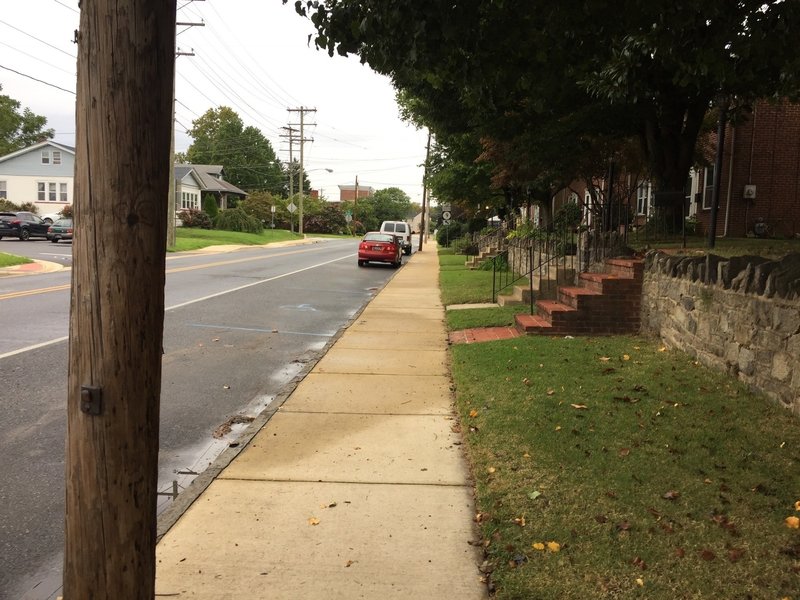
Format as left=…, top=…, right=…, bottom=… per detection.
left=743, top=185, right=757, bottom=200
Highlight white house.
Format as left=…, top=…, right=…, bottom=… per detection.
left=0, top=140, right=75, bottom=216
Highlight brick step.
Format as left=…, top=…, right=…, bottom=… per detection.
left=605, top=258, right=644, bottom=280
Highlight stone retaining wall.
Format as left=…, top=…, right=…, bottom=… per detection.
left=641, top=251, right=800, bottom=414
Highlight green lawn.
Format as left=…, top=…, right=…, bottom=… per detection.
left=0, top=252, right=32, bottom=268
left=170, top=228, right=303, bottom=251
left=629, top=235, right=799, bottom=260
left=439, top=247, right=800, bottom=599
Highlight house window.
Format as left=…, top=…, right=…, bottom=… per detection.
left=0, top=181, right=6, bottom=199
left=60, top=183, right=68, bottom=202
left=38, top=182, right=46, bottom=201
left=636, top=181, right=652, bottom=215
left=52, top=151, right=62, bottom=165
left=41, top=151, right=50, bottom=164
left=702, top=166, right=715, bottom=210
left=49, top=182, right=57, bottom=201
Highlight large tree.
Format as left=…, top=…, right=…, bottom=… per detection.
left=371, top=187, right=413, bottom=222
left=292, top=0, right=799, bottom=219
left=186, top=106, right=284, bottom=194
left=0, top=86, right=54, bottom=155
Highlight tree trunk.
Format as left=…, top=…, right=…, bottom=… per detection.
left=64, top=2, right=176, bottom=598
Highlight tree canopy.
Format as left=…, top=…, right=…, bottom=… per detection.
left=292, top=0, right=799, bottom=218
left=0, top=86, right=54, bottom=156
left=186, top=106, right=284, bottom=195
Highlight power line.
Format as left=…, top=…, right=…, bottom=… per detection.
left=52, top=0, right=79, bottom=14
left=0, top=40, right=76, bottom=75
left=0, top=64, right=75, bottom=95
left=0, top=18, right=76, bottom=59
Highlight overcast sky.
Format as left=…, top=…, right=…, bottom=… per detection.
left=0, top=0, right=430, bottom=203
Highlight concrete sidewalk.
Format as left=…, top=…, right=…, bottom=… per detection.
left=154, top=243, right=486, bottom=599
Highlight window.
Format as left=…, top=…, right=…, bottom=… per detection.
left=52, top=151, right=61, bottom=165
left=60, top=183, right=68, bottom=202
left=38, top=182, right=46, bottom=201
left=636, top=182, right=652, bottom=215
left=702, top=166, right=715, bottom=210
left=0, top=181, right=6, bottom=199
left=41, top=151, right=50, bottom=164
left=49, top=182, right=57, bottom=201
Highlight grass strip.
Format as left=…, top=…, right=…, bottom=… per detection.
left=450, top=335, right=800, bottom=599
left=0, top=252, right=32, bottom=268
left=170, top=228, right=302, bottom=251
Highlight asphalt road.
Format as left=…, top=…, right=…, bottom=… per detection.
left=0, top=238, right=409, bottom=599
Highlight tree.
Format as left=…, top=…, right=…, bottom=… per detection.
left=293, top=0, right=800, bottom=221
left=371, top=187, right=412, bottom=223
left=240, top=191, right=277, bottom=225
left=64, top=1, right=175, bottom=597
left=186, top=107, right=285, bottom=195
left=0, top=86, right=54, bottom=155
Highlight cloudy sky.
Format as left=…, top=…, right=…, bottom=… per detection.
left=1, top=0, right=430, bottom=203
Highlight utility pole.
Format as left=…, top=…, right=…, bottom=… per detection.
left=280, top=126, right=299, bottom=233
left=167, top=5, right=204, bottom=248
left=65, top=1, right=175, bottom=597
left=288, top=107, right=316, bottom=235
left=418, top=130, right=432, bottom=252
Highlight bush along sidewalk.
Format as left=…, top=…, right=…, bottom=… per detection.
left=450, top=335, right=800, bottom=599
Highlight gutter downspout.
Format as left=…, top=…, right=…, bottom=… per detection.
left=723, top=126, right=736, bottom=237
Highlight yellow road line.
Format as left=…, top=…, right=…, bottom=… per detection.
left=0, top=246, right=326, bottom=301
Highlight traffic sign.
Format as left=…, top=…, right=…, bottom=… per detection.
left=287, top=202, right=297, bottom=213
left=442, top=210, right=451, bottom=221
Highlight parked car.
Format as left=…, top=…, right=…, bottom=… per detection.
left=379, top=221, right=413, bottom=255
left=358, top=231, right=402, bottom=268
left=42, top=211, right=64, bottom=224
left=0, top=211, right=50, bottom=240
left=47, top=218, right=73, bottom=243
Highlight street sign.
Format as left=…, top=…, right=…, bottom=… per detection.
left=442, top=210, right=451, bottom=221
left=287, top=202, right=297, bottom=213
left=442, top=203, right=451, bottom=212
left=345, top=214, right=352, bottom=223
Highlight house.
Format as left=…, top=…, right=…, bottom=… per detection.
left=175, top=164, right=248, bottom=210
left=338, top=184, right=374, bottom=202
left=0, top=140, right=75, bottom=215
left=693, top=99, right=800, bottom=239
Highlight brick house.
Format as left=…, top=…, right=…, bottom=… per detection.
left=693, top=99, right=800, bottom=239
left=338, top=184, right=374, bottom=202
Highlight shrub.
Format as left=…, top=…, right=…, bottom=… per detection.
left=553, top=202, right=582, bottom=230
left=60, top=204, right=73, bottom=218
left=436, top=222, right=463, bottom=246
left=0, top=199, right=20, bottom=211
left=18, top=202, right=38, bottom=213
left=215, top=207, right=263, bottom=234
left=178, top=209, right=213, bottom=229
left=202, top=194, right=219, bottom=220
left=239, top=193, right=275, bottom=225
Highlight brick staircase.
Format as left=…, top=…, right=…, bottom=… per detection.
left=465, top=242, right=503, bottom=270
left=496, top=265, right=575, bottom=305
left=515, top=258, right=644, bottom=336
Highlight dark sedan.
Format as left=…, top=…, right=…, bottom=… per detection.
left=46, top=218, right=73, bottom=243
left=0, top=211, right=50, bottom=240
left=357, top=231, right=402, bottom=268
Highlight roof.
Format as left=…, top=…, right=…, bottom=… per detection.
left=0, top=140, right=76, bottom=164
left=175, top=164, right=247, bottom=197
left=338, top=184, right=375, bottom=193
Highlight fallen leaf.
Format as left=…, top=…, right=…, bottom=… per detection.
left=623, top=354, right=631, bottom=361
left=345, top=560, right=354, bottom=567
left=527, top=490, right=542, bottom=500
left=223, top=385, right=231, bottom=390
left=795, top=500, right=800, bottom=511
left=785, top=516, right=800, bottom=529
left=570, top=403, right=588, bottom=410
left=704, top=478, right=713, bottom=484
left=546, top=389, right=555, bottom=396
left=594, top=514, right=608, bottom=523
left=308, top=517, right=320, bottom=526
left=599, top=356, right=611, bottom=362
left=635, top=578, right=644, bottom=587
left=546, top=541, right=561, bottom=553
left=662, top=490, right=681, bottom=500
left=555, top=425, right=562, bottom=431
left=675, top=547, right=685, bottom=558
left=532, top=542, right=545, bottom=551
left=615, top=521, right=631, bottom=532
left=619, top=448, right=630, bottom=457
left=631, top=556, right=647, bottom=570
left=212, top=338, right=220, bottom=342
left=727, top=547, right=745, bottom=563
left=513, top=516, right=526, bottom=527
left=522, top=377, right=531, bottom=386
left=699, top=549, right=716, bottom=561
left=522, top=452, right=531, bottom=459
left=658, top=346, right=667, bottom=352
left=487, top=466, right=496, bottom=474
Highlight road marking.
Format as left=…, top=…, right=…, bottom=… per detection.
left=0, top=336, right=69, bottom=360
left=0, top=246, right=344, bottom=302
left=0, top=253, right=354, bottom=358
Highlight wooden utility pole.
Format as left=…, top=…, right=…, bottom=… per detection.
left=418, top=130, right=432, bottom=252
left=64, top=2, right=176, bottom=598
left=288, top=107, right=316, bottom=235
left=280, top=126, right=298, bottom=233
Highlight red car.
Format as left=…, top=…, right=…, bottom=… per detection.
left=358, top=232, right=402, bottom=268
